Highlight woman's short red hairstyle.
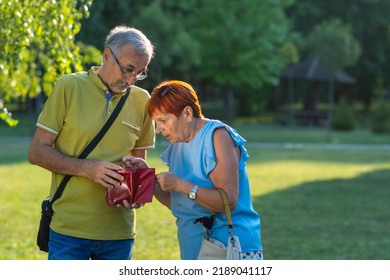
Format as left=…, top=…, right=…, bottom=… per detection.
left=148, top=80, right=203, bottom=119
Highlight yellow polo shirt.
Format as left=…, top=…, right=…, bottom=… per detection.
left=36, top=66, right=155, bottom=240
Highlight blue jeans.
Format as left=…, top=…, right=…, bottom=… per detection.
left=48, top=229, right=134, bottom=260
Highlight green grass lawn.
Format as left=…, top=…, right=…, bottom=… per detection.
left=1, top=136, right=389, bottom=260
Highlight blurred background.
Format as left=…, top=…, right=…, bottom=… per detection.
left=1, top=0, right=390, bottom=260
left=1, top=0, right=390, bottom=139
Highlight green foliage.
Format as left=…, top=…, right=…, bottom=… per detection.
left=278, top=42, right=300, bottom=66
left=76, top=0, right=133, bottom=50
left=3, top=0, right=390, bottom=127
left=304, top=18, right=361, bottom=69
left=330, top=97, right=356, bottom=131
left=174, top=0, right=295, bottom=118
left=77, top=42, right=102, bottom=70
left=94, top=0, right=295, bottom=118
left=128, top=0, right=295, bottom=90
left=287, top=0, right=390, bottom=108
left=131, top=1, right=201, bottom=85
left=0, top=0, right=93, bottom=126
left=0, top=106, right=19, bottom=127
left=369, top=99, right=390, bottom=134
left=189, top=0, right=293, bottom=89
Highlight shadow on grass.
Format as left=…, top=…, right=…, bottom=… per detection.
left=253, top=168, right=390, bottom=260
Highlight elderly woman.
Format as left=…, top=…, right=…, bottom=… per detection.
left=125, top=80, right=263, bottom=260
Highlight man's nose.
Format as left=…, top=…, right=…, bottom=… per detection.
left=124, top=75, right=137, bottom=85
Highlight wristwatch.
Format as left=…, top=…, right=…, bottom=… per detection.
left=188, top=185, right=199, bottom=200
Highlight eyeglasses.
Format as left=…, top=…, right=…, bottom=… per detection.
left=108, top=48, right=148, bottom=81
left=158, top=86, right=181, bottom=97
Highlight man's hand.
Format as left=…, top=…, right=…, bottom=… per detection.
left=118, top=200, right=145, bottom=209
left=83, top=160, right=124, bottom=189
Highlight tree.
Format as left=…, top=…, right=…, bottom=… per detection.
left=286, top=0, right=390, bottom=109
left=76, top=0, right=132, bottom=50
left=132, top=0, right=201, bottom=87
left=303, top=18, right=361, bottom=70
left=191, top=0, right=294, bottom=120
left=76, top=0, right=200, bottom=90
left=298, top=18, right=361, bottom=112
left=76, top=0, right=296, bottom=120
left=143, top=0, right=294, bottom=120
left=0, top=0, right=92, bottom=126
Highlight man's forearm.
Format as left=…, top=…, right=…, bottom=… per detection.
left=28, top=144, right=88, bottom=177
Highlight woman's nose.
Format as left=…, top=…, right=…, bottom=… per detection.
left=155, top=124, right=163, bottom=134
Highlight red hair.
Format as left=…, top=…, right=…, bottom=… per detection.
left=148, top=80, right=203, bottom=118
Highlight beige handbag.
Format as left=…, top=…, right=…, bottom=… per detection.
left=197, top=189, right=242, bottom=260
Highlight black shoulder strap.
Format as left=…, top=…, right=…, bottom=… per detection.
left=50, top=87, right=131, bottom=205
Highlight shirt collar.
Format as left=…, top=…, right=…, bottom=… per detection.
left=89, top=66, right=108, bottom=92
left=88, top=66, right=128, bottom=97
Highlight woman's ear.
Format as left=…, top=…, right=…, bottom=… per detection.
left=183, top=106, right=193, bottom=122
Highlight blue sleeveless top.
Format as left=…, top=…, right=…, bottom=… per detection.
left=160, top=119, right=262, bottom=260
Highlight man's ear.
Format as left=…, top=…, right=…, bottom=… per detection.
left=102, top=48, right=111, bottom=64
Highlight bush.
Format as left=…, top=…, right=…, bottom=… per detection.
left=369, top=99, right=390, bottom=134
left=330, top=97, right=356, bottom=131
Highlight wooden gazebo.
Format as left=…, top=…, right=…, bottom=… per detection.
left=280, top=57, right=356, bottom=141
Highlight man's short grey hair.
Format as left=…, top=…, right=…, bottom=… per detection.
left=105, top=25, right=155, bottom=63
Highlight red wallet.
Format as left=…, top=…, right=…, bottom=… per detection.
left=105, top=167, right=156, bottom=206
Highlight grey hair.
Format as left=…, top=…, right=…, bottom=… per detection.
left=105, top=25, right=155, bottom=63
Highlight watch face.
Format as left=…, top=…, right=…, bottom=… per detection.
left=188, top=192, right=196, bottom=200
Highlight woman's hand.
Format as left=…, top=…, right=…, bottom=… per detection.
left=122, top=156, right=149, bottom=168
left=156, top=172, right=184, bottom=192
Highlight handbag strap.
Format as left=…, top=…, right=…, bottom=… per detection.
left=193, top=188, right=234, bottom=230
left=217, top=188, right=233, bottom=229
left=49, top=87, right=131, bottom=207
